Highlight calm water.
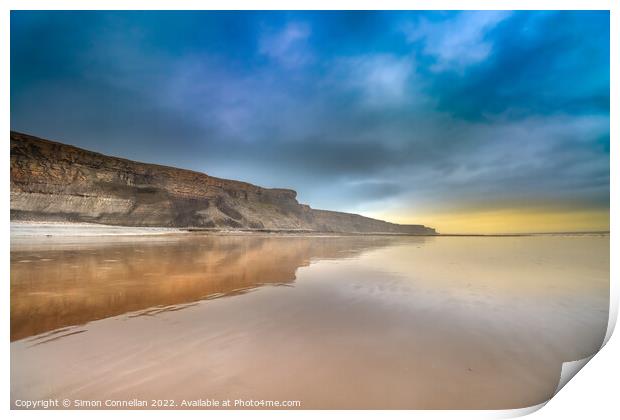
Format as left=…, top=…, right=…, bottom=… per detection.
left=11, top=234, right=609, bottom=409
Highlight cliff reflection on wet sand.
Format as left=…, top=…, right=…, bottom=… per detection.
left=11, top=235, right=404, bottom=341
left=11, top=234, right=609, bottom=409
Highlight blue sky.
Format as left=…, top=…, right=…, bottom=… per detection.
left=10, top=11, right=610, bottom=233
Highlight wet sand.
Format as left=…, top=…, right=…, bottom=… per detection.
left=11, top=222, right=184, bottom=237
left=10, top=234, right=609, bottom=409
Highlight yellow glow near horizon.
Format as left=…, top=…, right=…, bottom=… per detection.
left=373, top=208, right=610, bottom=235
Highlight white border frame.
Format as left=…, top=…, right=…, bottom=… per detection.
left=2, top=2, right=616, bottom=419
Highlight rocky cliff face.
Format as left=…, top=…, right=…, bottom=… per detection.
left=10, top=131, right=436, bottom=235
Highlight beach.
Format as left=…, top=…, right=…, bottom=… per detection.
left=10, top=232, right=609, bottom=409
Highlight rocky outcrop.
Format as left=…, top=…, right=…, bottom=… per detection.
left=10, top=131, right=436, bottom=235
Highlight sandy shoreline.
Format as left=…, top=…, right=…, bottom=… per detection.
left=10, top=221, right=185, bottom=238
left=9, top=221, right=436, bottom=239
left=9, top=222, right=347, bottom=238
left=10, top=221, right=608, bottom=239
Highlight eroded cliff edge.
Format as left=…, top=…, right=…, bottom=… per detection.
left=10, top=131, right=436, bottom=235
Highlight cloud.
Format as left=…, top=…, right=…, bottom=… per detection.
left=409, top=12, right=609, bottom=119
left=404, top=11, right=511, bottom=72
left=333, top=54, right=416, bottom=107
left=258, top=22, right=312, bottom=68
left=387, top=113, right=610, bottom=213
left=344, top=180, right=407, bottom=201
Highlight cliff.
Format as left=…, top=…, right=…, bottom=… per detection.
left=10, top=131, right=436, bottom=235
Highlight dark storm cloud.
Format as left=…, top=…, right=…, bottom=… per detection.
left=407, top=11, right=610, bottom=120
left=10, top=11, right=609, bottom=219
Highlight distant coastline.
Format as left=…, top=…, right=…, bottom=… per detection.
left=433, top=231, right=610, bottom=237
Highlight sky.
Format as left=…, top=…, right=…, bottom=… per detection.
left=10, top=11, right=610, bottom=234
